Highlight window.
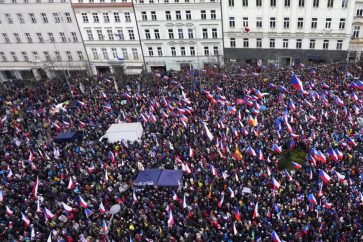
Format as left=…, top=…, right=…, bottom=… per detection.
left=142, top=11, right=147, bottom=21
left=32, top=51, right=39, bottom=61
left=60, top=32, right=67, bottom=42
left=154, top=29, right=160, bottom=39
left=342, top=0, right=348, bottom=8
left=145, top=29, right=151, bottom=39
left=243, top=17, right=249, bottom=27
left=186, top=11, right=191, bottom=20
left=178, top=29, right=184, bottom=39
left=157, top=47, right=163, bottom=56
left=114, top=12, right=120, bottom=22
left=269, top=38, right=275, bottom=48
left=229, top=0, right=234, bottom=7
left=21, top=52, right=28, bottom=61
left=256, top=17, right=262, bottom=28
left=327, top=0, right=333, bottom=7
left=296, top=39, right=302, bottom=49
left=2, top=33, right=9, bottom=43
left=96, top=30, right=104, bottom=40
left=86, top=30, right=94, bottom=40
left=103, top=12, right=110, bottom=23
left=176, top=11, right=181, bottom=20
left=283, top=39, right=288, bottom=48
left=256, top=38, right=262, bottom=48
left=5, top=14, right=13, bottom=24
left=204, top=46, right=209, bottom=56
left=171, top=47, right=176, bottom=56
left=270, top=0, right=276, bottom=6
left=14, top=33, right=21, bottom=43
left=270, top=17, right=276, bottom=28
left=230, top=38, right=236, bottom=47
left=211, top=10, right=216, bottom=20
left=357, top=9, right=363, bottom=16
left=213, top=46, right=219, bottom=55
left=299, top=0, right=304, bottom=7
left=37, top=33, right=44, bottom=43
left=116, top=29, right=124, bottom=40
left=313, top=0, right=319, bottom=7
left=82, top=13, right=88, bottom=23
left=25, top=33, right=32, bottom=43
left=166, top=11, right=171, bottom=20
left=53, top=13, right=60, bottom=23
left=284, top=0, right=290, bottom=6
left=243, top=38, right=249, bottom=47
left=284, top=17, right=290, bottom=28
left=297, top=18, right=303, bottom=28
left=168, top=29, right=174, bottom=39
left=128, top=30, right=135, bottom=40
left=122, top=48, right=129, bottom=60
left=188, top=29, right=194, bottom=39
left=93, top=13, right=99, bottom=23
left=256, top=0, right=261, bottom=6
left=92, top=48, right=99, bottom=60
left=190, top=46, right=195, bottom=56
left=41, top=13, right=48, bottom=23
left=339, top=18, right=345, bottom=29
left=242, top=0, right=248, bottom=6
left=310, top=39, right=315, bottom=49
left=202, top=29, right=208, bottom=39
left=311, top=18, right=317, bottom=29
left=111, top=48, right=117, bottom=59
left=17, top=13, right=24, bottom=24
left=48, top=33, right=55, bottom=42
left=102, top=48, right=109, bottom=60
left=71, top=32, right=78, bottom=42
left=336, top=40, right=343, bottom=50
left=229, top=17, right=235, bottom=28
left=180, top=47, right=186, bottom=56
left=212, top=28, right=217, bottom=38
left=323, top=40, right=329, bottom=49
left=132, top=48, right=138, bottom=60
left=151, top=11, right=157, bottom=21
left=29, top=13, right=36, bottom=23
left=65, top=13, right=72, bottom=23
left=353, top=26, right=360, bottom=38
left=325, top=18, right=331, bottom=28
left=125, top=12, right=131, bottom=22
left=11, top=52, right=18, bottom=62
left=0, top=52, right=7, bottom=62
left=107, top=30, right=114, bottom=40
left=66, top=51, right=73, bottom=61
left=201, top=10, right=206, bottom=20
left=77, top=51, right=84, bottom=60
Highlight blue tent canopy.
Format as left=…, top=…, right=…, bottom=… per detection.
left=135, top=169, right=184, bottom=187
left=135, top=169, right=162, bottom=186
left=157, top=170, right=184, bottom=187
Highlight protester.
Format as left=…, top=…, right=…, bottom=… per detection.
left=0, top=62, right=362, bottom=241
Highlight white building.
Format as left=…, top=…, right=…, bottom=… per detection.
left=71, top=0, right=144, bottom=75
left=221, top=0, right=355, bottom=66
left=133, top=0, right=224, bottom=72
left=351, top=0, right=363, bottom=62
left=0, top=0, right=89, bottom=81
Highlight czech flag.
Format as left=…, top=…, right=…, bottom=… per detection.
left=328, top=149, right=338, bottom=162
left=227, top=106, right=237, bottom=115
left=79, top=195, right=88, bottom=208
left=284, top=169, right=293, bottom=181
left=101, top=220, right=108, bottom=232
left=347, top=137, right=357, bottom=147
left=108, top=151, right=115, bottom=163
left=324, top=201, right=333, bottom=209
left=272, top=144, right=282, bottom=153
left=32, top=177, right=39, bottom=199
left=172, top=191, right=179, bottom=201
left=44, top=207, right=55, bottom=219
left=247, top=146, right=257, bottom=156
left=99, top=202, right=106, bottom=214
left=0, top=190, right=3, bottom=202
left=271, top=230, right=281, bottom=242
left=291, top=161, right=302, bottom=169
left=308, top=193, right=317, bottom=205
left=203, top=122, right=214, bottom=141
left=257, top=150, right=265, bottom=161
left=88, top=163, right=95, bottom=173
left=217, top=194, right=224, bottom=208
left=351, top=92, right=358, bottom=102
left=289, top=140, right=296, bottom=151
left=272, top=178, right=280, bottom=190
left=62, top=202, right=73, bottom=213
left=252, top=202, right=259, bottom=218
left=210, top=165, right=218, bottom=177
left=290, top=74, right=304, bottom=90
left=334, top=170, right=345, bottom=182
left=228, top=187, right=235, bottom=198
left=67, top=177, right=76, bottom=190
left=6, top=206, right=13, bottom=216
left=167, top=210, right=174, bottom=226
left=21, top=213, right=30, bottom=227
left=319, top=169, right=331, bottom=184
left=234, top=207, right=241, bottom=222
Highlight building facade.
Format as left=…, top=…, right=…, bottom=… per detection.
left=0, top=0, right=89, bottom=81
left=133, top=0, right=224, bottom=72
left=351, top=0, right=363, bottom=62
left=222, top=0, right=355, bottom=66
left=71, top=0, right=144, bottom=75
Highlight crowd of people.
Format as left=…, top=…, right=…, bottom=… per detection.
left=0, top=62, right=362, bottom=241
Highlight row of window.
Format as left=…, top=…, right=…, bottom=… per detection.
left=0, top=51, right=84, bottom=62
left=1, top=32, right=79, bottom=44
left=144, top=28, right=218, bottom=40
left=228, top=0, right=348, bottom=8
left=77, top=0, right=127, bottom=2
left=146, top=46, right=219, bottom=57
left=0, top=0, right=67, bottom=3
left=140, top=10, right=217, bottom=21
left=229, top=17, right=346, bottom=30
left=85, top=28, right=135, bottom=40
left=0, top=12, right=72, bottom=25
left=90, top=47, right=139, bottom=61
left=229, top=38, right=344, bottom=50
left=135, top=0, right=217, bottom=3
left=82, top=12, right=131, bottom=23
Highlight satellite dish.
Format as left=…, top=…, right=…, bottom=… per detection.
left=116, top=55, right=124, bottom=61
left=110, top=204, right=121, bottom=215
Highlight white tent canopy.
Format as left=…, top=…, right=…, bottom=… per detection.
left=100, top=122, right=143, bottom=143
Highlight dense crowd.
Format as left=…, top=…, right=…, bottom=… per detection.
left=0, top=63, right=362, bottom=241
